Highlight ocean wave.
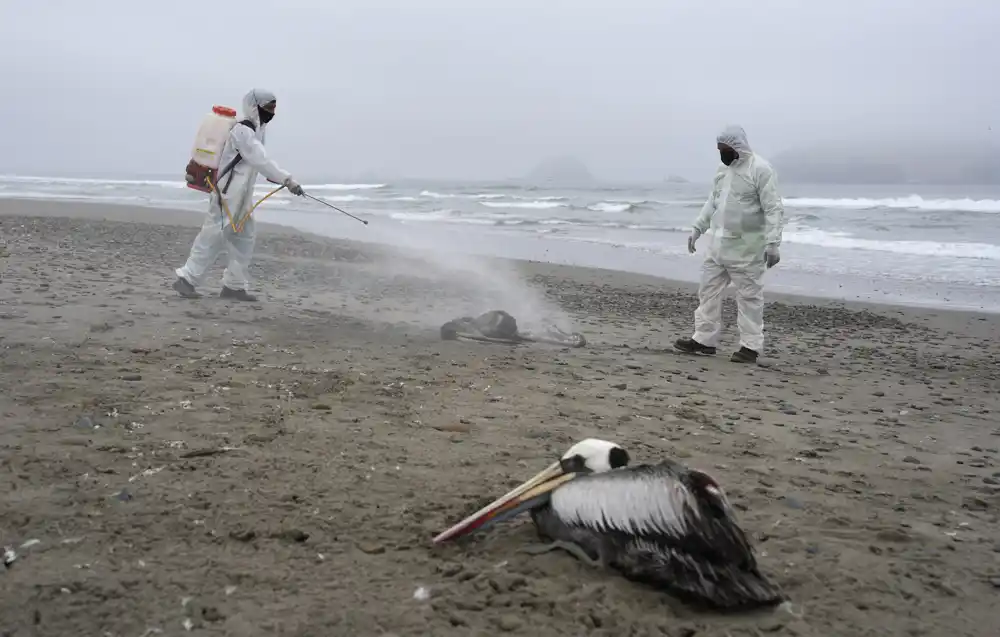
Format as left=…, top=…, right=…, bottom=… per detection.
left=306, top=183, right=386, bottom=191
left=0, top=190, right=156, bottom=202
left=539, top=227, right=1000, bottom=263
left=5, top=175, right=999, bottom=267
left=390, top=210, right=496, bottom=226
left=784, top=195, right=1000, bottom=214
left=479, top=200, right=567, bottom=210
left=595, top=222, right=688, bottom=232
left=0, top=187, right=300, bottom=212
left=0, top=191, right=208, bottom=215
left=0, top=175, right=187, bottom=188
left=784, top=228, right=1000, bottom=260
left=389, top=210, right=452, bottom=222
left=390, top=209, right=536, bottom=226
left=315, top=194, right=371, bottom=203
left=374, top=208, right=690, bottom=234
left=587, top=202, right=635, bottom=213
left=790, top=213, right=821, bottom=222
left=0, top=175, right=388, bottom=193
left=420, top=190, right=505, bottom=199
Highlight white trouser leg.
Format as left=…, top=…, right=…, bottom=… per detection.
left=176, top=209, right=226, bottom=287
left=728, top=262, right=766, bottom=352
left=692, top=258, right=731, bottom=347
left=221, top=215, right=256, bottom=291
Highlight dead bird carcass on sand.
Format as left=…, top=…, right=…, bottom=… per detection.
left=439, top=310, right=586, bottom=347
left=433, top=438, right=785, bottom=611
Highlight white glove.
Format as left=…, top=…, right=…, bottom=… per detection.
left=687, top=229, right=702, bottom=254
left=284, top=177, right=304, bottom=196
left=765, top=244, right=780, bottom=268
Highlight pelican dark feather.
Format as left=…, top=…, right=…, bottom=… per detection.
left=433, top=439, right=784, bottom=610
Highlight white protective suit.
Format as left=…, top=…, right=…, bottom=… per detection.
left=175, top=88, right=292, bottom=291
left=689, top=125, right=785, bottom=353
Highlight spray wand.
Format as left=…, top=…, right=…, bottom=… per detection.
left=301, top=191, right=370, bottom=225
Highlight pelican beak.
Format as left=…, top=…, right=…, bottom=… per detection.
left=432, top=461, right=578, bottom=543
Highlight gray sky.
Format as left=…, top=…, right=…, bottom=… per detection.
left=2, top=0, right=996, bottom=182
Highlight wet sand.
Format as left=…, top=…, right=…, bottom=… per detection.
left=1, top=199, right=999, bottom=637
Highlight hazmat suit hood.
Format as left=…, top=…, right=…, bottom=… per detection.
left=242, top=88, right=277, bottom=131
left=717, top=125, right=752, bottom=156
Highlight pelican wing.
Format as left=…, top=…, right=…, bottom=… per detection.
left=549, top=463, right=757, bottom=568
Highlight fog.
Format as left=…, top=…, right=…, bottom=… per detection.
left=2, top=0, right=997, bottom=182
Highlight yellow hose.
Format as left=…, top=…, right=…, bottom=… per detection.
left=204, top=174, right=286, bottom=234
left=236, top=184, right=286, bottom=233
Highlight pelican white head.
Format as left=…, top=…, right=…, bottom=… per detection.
left=559, top=438, right=630, bottom=474
left=432, top=438, right=631, bottom=543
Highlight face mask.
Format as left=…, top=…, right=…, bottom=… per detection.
left=258, top=107, right=275, bottom=124
left=719, top=148, right=738, bottom=166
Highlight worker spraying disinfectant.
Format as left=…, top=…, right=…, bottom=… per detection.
left=174, top=88, right=304, bottom=302
left=174, top=88, right=370, bottom=302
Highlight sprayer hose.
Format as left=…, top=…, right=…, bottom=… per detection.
left=238, top=184, right=286, bottom=232
left=204, top=175, right=285, bottom=233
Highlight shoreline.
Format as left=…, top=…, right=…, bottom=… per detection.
left=3, top=198, right=998, bottom=328
left=3, top=174, right=999, bottom=316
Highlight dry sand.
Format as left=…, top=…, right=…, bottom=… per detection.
left=1, top=199, right=999, bottom=637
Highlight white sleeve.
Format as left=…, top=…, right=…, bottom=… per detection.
left=229, top=124, right=291, bottom=185
left=756, top=164, right=785, bottom=247
left=692, top=170, right=722, bottom=233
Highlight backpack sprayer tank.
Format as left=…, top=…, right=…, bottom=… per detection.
left=184, top=105, right=239, bottom=193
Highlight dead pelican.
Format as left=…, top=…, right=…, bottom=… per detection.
left=440, top=310, right=586, bottom=347
left=433, top=439, right=784, bottom=610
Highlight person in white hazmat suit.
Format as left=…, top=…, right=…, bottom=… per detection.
left=674, top=125, right=785, bottom=364
left=173, top=88, right=304, bottom=302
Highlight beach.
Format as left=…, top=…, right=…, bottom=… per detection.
left=2, top=198, right=999, bottom=636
